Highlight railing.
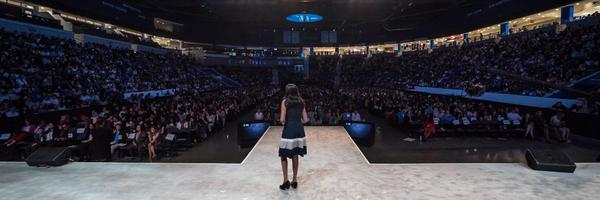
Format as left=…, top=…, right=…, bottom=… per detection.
left=410, top=86, right=576, bottom=108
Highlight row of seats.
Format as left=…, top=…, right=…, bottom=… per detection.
left=0, top=119, right=224, bottom=162
left=406, top=120, right=526, bottom=138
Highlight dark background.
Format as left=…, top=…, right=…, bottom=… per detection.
left=27, top=0, right=577, bottom=46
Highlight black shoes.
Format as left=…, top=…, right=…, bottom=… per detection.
left=279, top=181, right=298, bottom=190
left=279, top=181, right=290, bottom=190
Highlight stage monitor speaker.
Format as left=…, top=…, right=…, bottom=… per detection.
left=26, top=147, right=71, bottom=167
left=525, top=149, right=575, bottom=173
left=344, top=121, right=375, bottom=147
left=238, top=121, right=270, bottom=148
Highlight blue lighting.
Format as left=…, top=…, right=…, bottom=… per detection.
left=344, top=122, right=373, bottom=139
left=241, top=122, right=269, bottom=139
left=286, top=14, right=323, bottom=23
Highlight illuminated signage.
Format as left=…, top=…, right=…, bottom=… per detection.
left=286, top=14, right=323, bottom=23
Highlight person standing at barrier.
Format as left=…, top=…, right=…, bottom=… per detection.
left=278, top=84, right=309, bottom=190
left=90, top=118, right=112, bottom=161
left=550, top=112, right=571, bottom=143
left=423, top=114, right=436, bottom=141
left=533, top=111, right=551, bottom=143
left=147, top=126, right=159, bottom=161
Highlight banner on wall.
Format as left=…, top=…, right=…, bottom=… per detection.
left=123, top=89, right=177, bottom=99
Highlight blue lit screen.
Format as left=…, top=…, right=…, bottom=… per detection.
left=344, top=122, right=373, bottom=139
left=286, top=14, right=323, bottom=23
left=241, top=122, right=269, bottom=140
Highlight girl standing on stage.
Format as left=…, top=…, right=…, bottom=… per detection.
left=278, top=84, right=309, bottom=190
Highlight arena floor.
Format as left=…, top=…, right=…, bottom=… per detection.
left=0, top=126, right=599, bottom=200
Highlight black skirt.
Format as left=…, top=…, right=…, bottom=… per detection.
left=278, top=121, right=307, bottom=158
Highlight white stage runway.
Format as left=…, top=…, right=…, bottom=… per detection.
left=0, top=126, right=599, bottom=200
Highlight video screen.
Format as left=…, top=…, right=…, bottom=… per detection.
left=344, top=122, right=374, bottom=146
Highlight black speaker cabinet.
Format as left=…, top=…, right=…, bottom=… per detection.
left=525, top=149, right=576, bottom=173
left=26, top=147, right=71, bottom=167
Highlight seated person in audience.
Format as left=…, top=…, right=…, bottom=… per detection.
left=506, top=108, right=522, bottom=122
left=176, top=118, right=190, bottom=129
left=351, top=110, right=361, bottom=121
left=482, top=111, right=493, bottom=121
left=440, top=111, right=456, bottom=124
left=254, top=109, right=264, bottom=121
left=332, top=110, right=342, bottom=125
left=43, top=122, right=55, bottom=143
left=33, top=120, right=48, bottom=146
left=4, top=119, right=36, bottom=147
left=132, top=124, right=148, bottom=159
left=314, top=112, right=323, bottom=125
left=466, top=111, right=477, bottom=120
left=119, top=123, right=142, bottom=159
left=550, top=112, right=570, bottom=143
left=110, top=124, right=127, bottom=157
left=53, top=116, right=71, bottom=146
left=125, top=120, right=135, bottom=131
left=77, top=114, right=91, bottom=130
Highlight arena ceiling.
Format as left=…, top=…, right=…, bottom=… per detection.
left=28, top=0, right=579, bottom=46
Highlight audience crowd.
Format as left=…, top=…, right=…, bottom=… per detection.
left=1, top=87, right=278, bottom=161
left=335, top=21, right=600, bottom=96
left=0, top=28, right=223, bottom=118
left=341, top=87, right=579, bottom=142
left=257, top=86, right=360, bottom=126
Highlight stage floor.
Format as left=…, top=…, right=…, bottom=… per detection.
left=1, top=126, right=599, bottom=200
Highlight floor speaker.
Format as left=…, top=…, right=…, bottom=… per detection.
left=238, top=121, right=269, bottom=148
left=26, top=147, right=71, bottom=167
left=525, top=149, right=575, bottom=173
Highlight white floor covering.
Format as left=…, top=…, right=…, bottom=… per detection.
left=0, top=126, right=599, bottom=200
